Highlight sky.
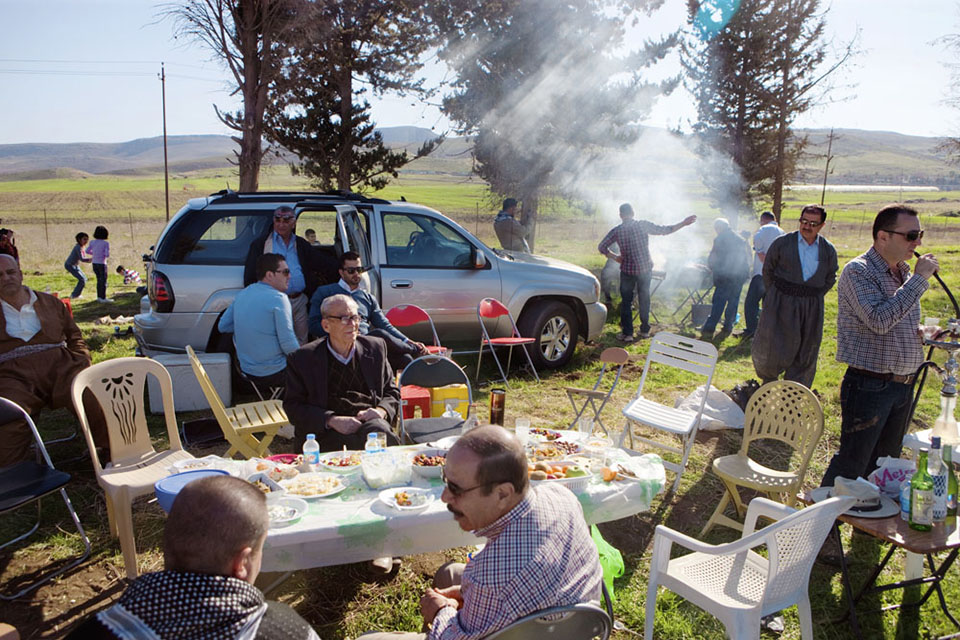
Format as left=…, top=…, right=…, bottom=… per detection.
left=1, top=0, right=958, bottom=145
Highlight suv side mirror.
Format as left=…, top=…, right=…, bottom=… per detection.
left=473, top=248, right=487, bottom=269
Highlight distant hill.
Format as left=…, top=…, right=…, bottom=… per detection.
left=1, top=125, right=957, bottom=186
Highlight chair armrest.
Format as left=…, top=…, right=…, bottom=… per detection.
left=742, top=497, right=797, bottom=536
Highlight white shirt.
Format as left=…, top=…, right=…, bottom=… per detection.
left=752, top=222, right=784, bottom=277
left=1, top=289, right=41, bottom=341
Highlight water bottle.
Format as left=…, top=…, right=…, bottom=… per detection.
left=302, top=433, right=320, bottom=466
left=931, top=436, right=947, bottom=521
left=900, top=478, right=911, bottom=521
left=365, top=432, right=381, bottom=454
left=461, top=403, right=479, bottom=435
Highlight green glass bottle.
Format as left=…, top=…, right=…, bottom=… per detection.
left=946, top=444, right=958, bottom=519
left=910, top=448, right=934, bottom=531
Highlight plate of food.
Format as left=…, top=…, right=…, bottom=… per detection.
left=268, top=497, right=308, bottom=527
left=170, top=455, right=224, bottom=473
left=279, top=472, right=346, bottom=499
left=246, top=472, right=286, bottom=499
left=318, top=450, right=363, bottom=474
left=247, top=458, right=301, bottom=482
left=529, top=427, right=562, bottom=441
left=411, top=449, right=446, bottom=478
left=527, top=461, right=592, bottom=492
left=266, top=453, right=303, bottom=466
left=378, top=487, right=434, bottom=511
left=529, top=440, right=582, bottom=460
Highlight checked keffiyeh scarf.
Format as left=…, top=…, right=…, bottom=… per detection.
left=97, top=571, right=267, bottom=640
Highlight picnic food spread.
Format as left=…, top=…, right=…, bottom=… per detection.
left=412, top=453, right=445, bottom=467
left=282, top=474, right=344, bottom=497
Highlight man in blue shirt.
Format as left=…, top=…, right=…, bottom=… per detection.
left=309, top=252, right=427, bottom=371
left=220, top=253, right=300, bottom=391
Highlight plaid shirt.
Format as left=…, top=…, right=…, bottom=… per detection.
left=429, top=483, right=601, bottom=640
left=598, top=219, right=675, bottom=276
left=836, top=247, right=928, bottom=376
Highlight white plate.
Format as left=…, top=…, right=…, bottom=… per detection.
left=528, top=428, right=563, bottom=442
left=411, top=449, right=446, bottom=478
left=379, top=487, right=434, bottom=511
left=268, top=497, right=308, bottom=527
left=431, top=435, right=460, bottom=450
left=317, top=450, right=363, bottom=474
left=279, top=472, right=347, bottom=499
left=529, top=440, right=582, bottom=460
left=171, top=455, right=223, bottom=473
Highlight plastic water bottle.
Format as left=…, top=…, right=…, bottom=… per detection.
left=900, top=479, right=911, bottom=521
left=365, top=432, right=381, bottom=454
left=302, top=433, right=320, bottom=466
left=461, top=403, right=479, bottom=435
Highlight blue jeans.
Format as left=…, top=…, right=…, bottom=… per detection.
left=820, top=369, right=913, bottom=487
left=701, top=278, right=744, bottom=334
left=743, top=275, right=764, bottom=335
left=620, top=272, right=651, bottom=336
left=92, top=263, right=108, bottom=299
left=65, top=264, right=86, bottom=298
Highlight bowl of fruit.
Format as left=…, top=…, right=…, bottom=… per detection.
left=411, top=449, right=446, bottom=478
left=526, top=461, right=592, bottom=492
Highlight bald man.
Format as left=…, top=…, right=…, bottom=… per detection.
left=0, top=254, right=107, bottom=466
left=67, top=475, right=320, bottom=639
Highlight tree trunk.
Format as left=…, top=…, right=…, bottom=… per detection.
left=772, top=58, right=791, bottom=222
left=337, top=33, right=354, bottom=192
left=237, top=0, right=266, bottom=192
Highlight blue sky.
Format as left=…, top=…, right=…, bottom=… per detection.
left=0, top=0, right=957, bottom=144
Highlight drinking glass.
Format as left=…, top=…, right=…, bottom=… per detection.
left=375, top=432, right=388, bottom=451
left=578, top=417, right=594, bottom=441
left=515, top=418, right=530, bottom=446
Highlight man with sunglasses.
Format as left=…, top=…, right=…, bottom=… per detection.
left=751, top=204, right=839, bottom=388
left=821, top=205, right=939, bottom=487
left=364, top=425, right=601, bottom=640
left=309, top=251, right=428, bottom=371
left=244, top=206, right=339, bottom=344
left=219, top=253, right=300, bottom=392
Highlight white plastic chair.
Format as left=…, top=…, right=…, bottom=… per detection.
left=645, top=495, right=856, bottom=640
left=618, top=332, right=718, bottom=492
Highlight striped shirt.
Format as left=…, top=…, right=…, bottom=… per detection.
left=836, top=247, right=928, bottom=376
left=429, top=483, right=601, bottom=640
left=598, top=219, right=675, bottom=276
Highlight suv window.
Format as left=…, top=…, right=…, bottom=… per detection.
left=156, top=210, right=272, bottom=265
left=382, top=212, right=474, bottom=268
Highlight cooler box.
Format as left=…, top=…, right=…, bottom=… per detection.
left=147, top=352, right=232, bottom=414
left=429, top=384, right=469, bottom=417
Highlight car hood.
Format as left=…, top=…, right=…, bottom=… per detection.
left=498, top=251, right=597, bottom=280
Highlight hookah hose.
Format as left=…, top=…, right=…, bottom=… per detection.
left=916, top=251, right=960, bottom=318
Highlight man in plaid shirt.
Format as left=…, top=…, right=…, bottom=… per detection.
left=821, top=205, right=939, bottom=487
left=364, top=426, right=602, bottom=640
left=599, top=203, right=696, bottom=341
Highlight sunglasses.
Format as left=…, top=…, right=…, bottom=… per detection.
left=324, top=313, right=361, bottom=325
left=272, top=268, right=291, bottom=275
left=274, top=215, right=295, bottom=222
left=341, top=266, right=365, bottom=274
left=797, top=218, right=823, bottom=227
left=440, top=467, right=496, bottom=497
left=883, top=229, right=924, bottom=242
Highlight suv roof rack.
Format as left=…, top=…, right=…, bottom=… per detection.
left=207, top=190, right=391, bottom=205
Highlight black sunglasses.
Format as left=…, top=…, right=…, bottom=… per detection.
left=341, top=266, right=366, bottom=274
left=797, top=218, right=823, bottom=227
left=883, top=229, right=924, bottom=242
left=274, top=215, right=295, bottom=222
left=273, top=268, right=291, bottom=275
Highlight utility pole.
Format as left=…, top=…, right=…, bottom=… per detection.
left=820, top=128, right=836, bottom=206
left=160, top=63, right=170, bottom=221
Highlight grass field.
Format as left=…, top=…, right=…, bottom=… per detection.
left=3, top=171, right=960, bottom=638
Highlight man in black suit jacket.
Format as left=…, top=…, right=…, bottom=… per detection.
left=284, top=293, right=401, bottom=451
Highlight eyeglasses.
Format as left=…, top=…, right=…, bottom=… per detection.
left=441, top=467, right=495, bottom=497
left=882, top=228, right=924, bottom=242
left=272, top=268, right=291, bottom=276
left=274, top=215, right=295, bottom=222
left=323, top=313, right=361, bottom=325
left=341, top=266, right=365, bottom=275
left=798, top=218, right=823, bottom=228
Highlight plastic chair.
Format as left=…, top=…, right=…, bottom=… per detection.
left=399, top=355, right=473, bottom=444
left=0, top=397, right=91, bottom=600
left=71, top=357, right=195, bottom=579
left=386, top=304, right=445, bottom=354
left=564, top=347, right=629, bottom=435
left=701, top=381, right=824, bottom=536
left=618, top=332, right=718, bottom=493
left=645, top=496, right=855, bottom=640
left=476, top=297, right=540, bottom=388
left=481, top=602, right=611, bottom=640
left=186, top=346, right=288, bottom=459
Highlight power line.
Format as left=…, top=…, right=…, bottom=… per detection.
left=0, top=58, right=219, bottom=72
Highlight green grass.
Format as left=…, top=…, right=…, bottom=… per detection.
left=4, top=177, right=960, bottom=638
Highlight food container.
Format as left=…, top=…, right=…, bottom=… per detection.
left=155, top=469, right=230, bottom=513
left=528, top=461, right=592, bottom=493
left=246, top=472, right=287, bottom=501
left=362, top=450, right=413, bottom=489
left=268, top=497, right=308, bottom=528
left=411, top=448, right=446, bottom=478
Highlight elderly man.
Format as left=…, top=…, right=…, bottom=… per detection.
left=751, top=204, right=838, bottom=388
left=219, top=253, right=300, bottom=392
left=67, top=475, right=319, bottom=639
left=821, top=205, right=938, bottom=487
left=741, top=211, right=785, bottom=339
left=286, top=293, right=401, bottom=452
left=599, top=203, right=696, bottom=342
left=700, top=218, right=751, bottom=339
left=309, top=252, right=427, bottom=371
left=244, top=206, right=338, bottom=344
left=0, top=254, right=106, bottom=467
left=364, top=425, right=602, bottom=640
left=493, top=198, right=530, bottom=252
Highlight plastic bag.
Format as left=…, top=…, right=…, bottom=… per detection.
left=867, top=456, right=916, bottom=498
left=674, top=384, right=745, bottom=431
left=591, top=525, right=624, bottom=602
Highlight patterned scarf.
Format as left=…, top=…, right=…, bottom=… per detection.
left=97, top=571, right=267, bottom=640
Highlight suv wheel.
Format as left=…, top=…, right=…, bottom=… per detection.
left=518, top=301, right=579, bottom=370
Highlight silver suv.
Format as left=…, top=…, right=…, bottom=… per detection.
left=134, top=191, right=606, bottom=370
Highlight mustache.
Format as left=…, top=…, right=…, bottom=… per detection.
left=447, top=504, right=463, bottom=518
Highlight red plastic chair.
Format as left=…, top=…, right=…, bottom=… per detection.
left=386, top=304, right=445, bottom=354
left=476, top=297, right=540, bottom=388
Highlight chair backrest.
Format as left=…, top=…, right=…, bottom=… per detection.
left=478, top=297, right=510, bottom=319
left=0, top=396, right=55, bottom=469
left=399, top=355, right=472, bottom=402
left=70, top=357, right=182, bottom=473
left=741, top=381, right=824, bottom=475
left=481, top=603, right=611, bottom=640
left=386, top=304, right=441, bottom=347
left=599, top=347, right=630, bottom=366
left=637, top=332, right=718, bottom=396
left=185, top=346, right=232, bottom=424
left=759, top=496, right=856, bottom=611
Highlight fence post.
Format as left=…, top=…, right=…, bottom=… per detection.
left=43, top=209, right=49, bottom=246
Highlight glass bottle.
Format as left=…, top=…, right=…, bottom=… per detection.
left=931, top=437, right=948, bottom=521
left=946, top=444, right=958, bottom=518
left=910, top=448, right=934, bottom=531
left=933, top=393, right=960, bottom=444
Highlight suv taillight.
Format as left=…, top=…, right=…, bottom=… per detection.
left=150, top=271, right=175, bottom=313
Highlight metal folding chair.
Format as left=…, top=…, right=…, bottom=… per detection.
left=400, top=355, right=473, bottom=444
left=481, top=602, right=611, bottom=640
left=386, top=304, right=446, bottom=354
left=476, top=297, right=540, bottom=388
left=564, top=347, right=629, bottom=435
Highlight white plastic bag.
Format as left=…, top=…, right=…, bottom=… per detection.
left=674, top=384, right=745, bottom=431
left=867, top=456, right=916, bottom=498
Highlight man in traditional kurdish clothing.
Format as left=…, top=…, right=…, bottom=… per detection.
left=751, top=205, right=838, bottom=388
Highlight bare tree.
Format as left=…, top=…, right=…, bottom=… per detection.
left=164, top=0, right=302, bottom=191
